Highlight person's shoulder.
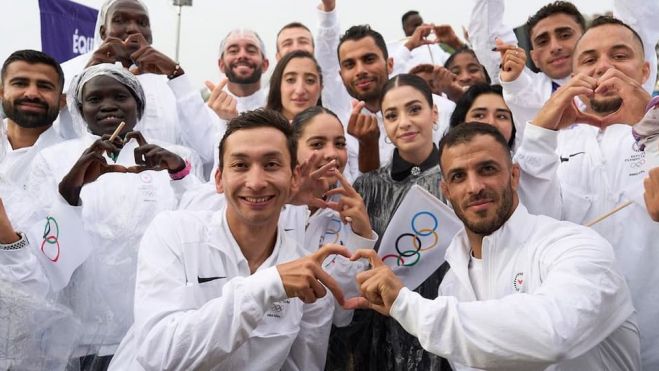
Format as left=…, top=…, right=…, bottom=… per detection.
left=527, top=212, right=614, bottom=258
left=148, top=209, right=218, bottom=240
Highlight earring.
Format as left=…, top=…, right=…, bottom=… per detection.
left=384, top=136, right=392, bottom=144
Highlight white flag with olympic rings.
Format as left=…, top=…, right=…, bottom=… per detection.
left=379, top=184, right=461, bottom=290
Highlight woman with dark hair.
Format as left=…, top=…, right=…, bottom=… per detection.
left=266, top=50, right=323, bottom=121
left=449, top=84, right=516, bottom=149
left=326, top=74, right=451, bottom=371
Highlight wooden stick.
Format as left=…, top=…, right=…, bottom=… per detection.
left=108, top=121, right=126, bottom=142
left=585, top=200, right=633, bottom=227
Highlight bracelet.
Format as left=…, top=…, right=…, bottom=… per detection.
left=0, top=232, right=29, bottom=251
left=169, top=160, right=191, bottom=180
left=167, top=64, right=183, bottom=80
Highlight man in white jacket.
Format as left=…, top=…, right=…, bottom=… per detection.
left=514, top=16, right=659, bottom=369
left=345, top=123, right=640, bottom=370
left=109, top=109, right=350, bottom=370
left=1, top=50, right=65, bottom=189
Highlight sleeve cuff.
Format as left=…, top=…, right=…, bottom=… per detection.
left=167, top=74, right=197, bottom=100
left=343, top=229, right=378, bottom=253
left=245, top=265, right=288, bottom=305
left=500, top=67, right=534, bottom=94
left=522, top=121, right=559, bottom=152
left=390, top=287, right=414, bottom=322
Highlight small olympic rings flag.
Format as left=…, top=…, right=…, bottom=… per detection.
left=29, top=199, right=94, bottom=291
left=379, top=185, right=461, bottom=290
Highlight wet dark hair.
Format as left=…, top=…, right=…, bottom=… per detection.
left=443, top=47, right=491, bottom=84
left=449, top=84, right=515, bottom=148
left=1, top=49, right=64, bottom=92
left=379, top=73, right=433, bottom=110
left=218, top=109, right=297, bottom=171
left=291, top=106, right=341, bottom=143
left=526, top=1, right=586, bottom=47
left=586, top=15, right=645, bottom=53
left=338, top=25, right=388, bottom=61
left=438, top=122, right=511, bottom=172
left=266, top=50, right=323, bottom=115
left=276, top=22, right=315, bottom=52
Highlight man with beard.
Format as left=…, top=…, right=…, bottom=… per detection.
left=469, top=0, right=658, bottom=149
left=345, top=123, right=640, bottom=371
left=514, top=16, right=659, bottom=369
left=1, top=50, right=65, bottom=189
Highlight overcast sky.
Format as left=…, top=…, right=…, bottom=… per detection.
left=1, top=0, right=615, bottom=88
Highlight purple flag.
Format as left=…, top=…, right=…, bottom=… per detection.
left=39, top=0, right=98, bottom=63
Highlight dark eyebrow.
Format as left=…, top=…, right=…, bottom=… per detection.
left=404, top=99, right=423, bottom=108
left=554, top=27, right=574, bottom=34
left=533, top=31, right=549, bottom=45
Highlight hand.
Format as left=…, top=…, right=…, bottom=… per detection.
left=205, top=79, right=239, bottom=121
left=277, top=244, right=351, bottom=304
left=531, top=73, right=603, bottom=130
left=123, top=131, right=186, bottom=173
left=318, top=0, right=335, bottom=11
left=347, top=100, right=379, bottom=145
left=86, top=37, right=132, bottom=68
left=288, top=152, right=334, bottom=208
left=127, top=34, right=183, bottom=77
left=430, top=65, right=463, bottom=101
left=644, top=167, right=659, bottom=222
left=343, top=249, right=404, bottom=316
left=0, top=198, right=20, bottom=244
left=495, top=38, right=526, bottom=82
left=433, top=24, right=463, bottom=50
left=594, top=68, right=651, bottom=126
left=405, top=24, right=436, bottom=51
left=59, top=139, right=129, bottom=206
left=324, top=170, right=373, bottom=238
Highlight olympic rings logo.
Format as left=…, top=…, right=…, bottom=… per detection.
left=319, top=217, right=342, bottom=247
left=40, top=217, right=60, bottom=262
left=382, top=211, right=439, bottom=267
left=629, top=158, right=645, bottom=169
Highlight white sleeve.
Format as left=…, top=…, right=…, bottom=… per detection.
left=390, top=44, right=413, bottom=76
left=132, top=214, right=288, bottom=370
left=168, top=74, right=225, bottom=167
left=512, top=122, right=563, bottom=219
left=468, top=0, right=518, bottom=85
left=501, top=70, right=552, bottom=150
left=0, top=241, right=49, bottom=297
left=614, top=0, right=659, bottom=93
left=284, top=295, right=333, bottom=371
left=315, top=8, right=353, bottom=123
left=391, top=229, right=634, bottom=369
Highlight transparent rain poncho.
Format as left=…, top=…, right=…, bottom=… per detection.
left=66, top=63, right=145, bottom=138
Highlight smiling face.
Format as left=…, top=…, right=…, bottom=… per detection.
left=573, top=23, right=649, bottom=116
left=276, top=26, right=314, bottom=60
left=529, top=13, right=582, bottom=80
left=447, top=52, right=488, bottom=89
left=216, top=127, right=294, bottom=228
left=1, top=61, right=62, bottom=129
left=80, top=75, right=138, bottom=137
left=295, top=112, right=347, bottom=184
left=339, top=36, right=392, bottom=107
left=280, top=57, right=322, bottom=120
left=465, top=93, right=513, bottom=143
left=220, top=35, right=269, bottom=85
left=440, top=134, right=519, bottom=236
left=381, top=85, right=437, bottom=163
left=100, top=0, right=152, bottom=48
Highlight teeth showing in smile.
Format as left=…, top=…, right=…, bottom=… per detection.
left=244, top=196, right=271, bottom=203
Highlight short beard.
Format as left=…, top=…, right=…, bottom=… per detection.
left=452, top=182, right=515, bottom=236
left=590, top=95, right=623, bottom=115
left=2, top=98, right=58, bottom=129
left=225, top=65, right=263, bottom=85
left=346, top=85, right=381, bottom=105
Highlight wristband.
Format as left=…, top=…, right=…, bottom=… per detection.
left=0, top=232, right=28, bottom=251
left=169, top=160, right=191, bottom=180
left=167, top=64, right=183, bottom=80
